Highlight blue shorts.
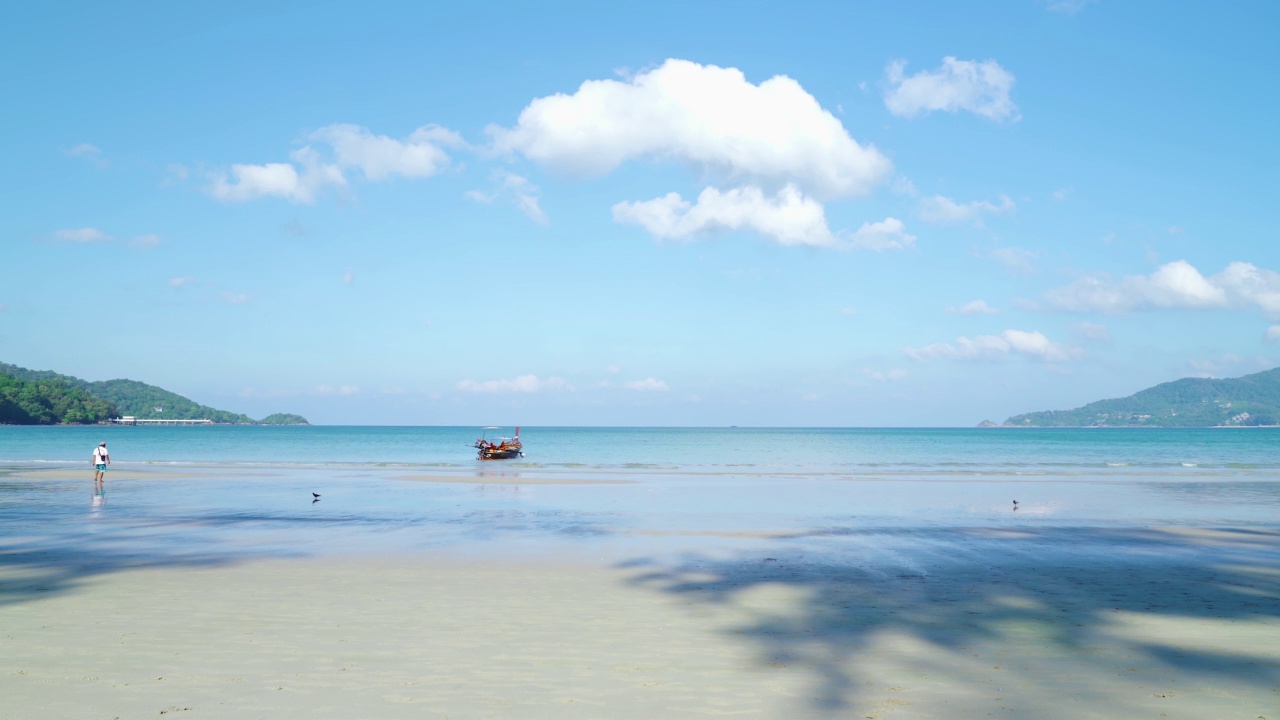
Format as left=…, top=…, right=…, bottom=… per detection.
left=95, top=464, right=107, bottom=472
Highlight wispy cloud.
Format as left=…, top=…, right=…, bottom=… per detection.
left=884, top=57, right=1019, bottom=122
left=456, top=374, right=573, bottom=393
left=169, top=276, right=197, bottom=288
left=989, top=246, right=1037, bottom=275
left=65, top=143, right=109, bottom=168
left=864, top=368, right=908, bottom=382
left=210, top=123, right=464, bottom=203
left=466, top=170, right=547, bottom=224
left=131, top=233, right=162, bottom=248
left=52, top=227, right=110, bottom=243
left=919, top=194, right=1014, bottom=224
left=220, top=292, right=251, bottom=304
left=1071, top=321, right=1112, bottom=343
left=623, top=378, right=670, bottom=392
left=907, top=329, right=1080, bottom=362
left=947, top=299, right=998, bottom=315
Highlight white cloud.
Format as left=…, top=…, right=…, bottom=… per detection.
left=613, top=185, right=913, bottom=249
left=613, top=184, right=835, bottom=247
left=1051, top=187, right=1072, bottom=201
left=839, top=307, right=860, bottom=317
left=990, top=246, right=1037, bottom=275
left=623, top=378, right=670, bottom=392
left=211, top=123, right=461, bottom=203
left=906, top=329, right=1080, bottom=362
left=919, top=194, right=1014, bottom=224
left=1043, top=260, right=1280, bottom=315
left=848, top=217, right=916, bottom=251
left=884, top=57, right=1019, bottom=122
left=490, top=58, right=892, bottom=198
left=864, top=368, right=908, bottom=382
left=53, top=227, right=110, bottom=243
left=211, top=147, right=344, bottom=203
left=467, top=170, right=546, bottom=224
left=606, top=365, right=622, bottom=374
left=310, top=123, right=461, bottom=181
left=343, top=268, right=355, bottom=286
left=220, top=292, right=251, bottom=304
left=1268, top=325, right=1280, bottom=342
left=456, top=374, right=573, bottom=393
left=0, top=302, right=7, bottom=312
left=169, top=276, right=197, bottom=288
left=131, top=233, right=162, bottom=248
left=948, top=300, right=998, bottom=315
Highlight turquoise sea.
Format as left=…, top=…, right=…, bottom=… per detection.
left=3, top=424, right=1280, bottom=477
left=3, top=425, right=1279, bottom=565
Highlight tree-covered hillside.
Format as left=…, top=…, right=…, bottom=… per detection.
left=0, top=374, right=117, bottom=424
left=1005, top=367, right=1280, bottom=427
left=87, top=379, right=255, bottom=424
left=0, top=362, right=303, bottom=425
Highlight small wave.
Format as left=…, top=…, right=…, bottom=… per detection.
left=1181, top=462, right=1198, bottom=467
left=1106, top=462, right=1131, bottom=467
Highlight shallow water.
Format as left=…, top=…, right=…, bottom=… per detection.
left=2, top=426, right=1279, bottom=568
left=4, top=425, right=1280, bottom=476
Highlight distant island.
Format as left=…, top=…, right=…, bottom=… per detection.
left=258, top=413, right=310, bottom=426
left=0, top=361, right=309, bottom=426
left=1004, top=367, right=1280, bottom=427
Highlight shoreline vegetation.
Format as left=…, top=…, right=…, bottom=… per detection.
left=0, top=362, right=307, bottom=426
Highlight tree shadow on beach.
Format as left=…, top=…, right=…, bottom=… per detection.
left=0, top=498, right=615, bottom=609
left=620, top=525, right=1280, bottom=715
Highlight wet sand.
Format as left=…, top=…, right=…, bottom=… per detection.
left=1, top=464, right=1279, bottom=718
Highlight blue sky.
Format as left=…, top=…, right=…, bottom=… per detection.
left=3, top=1, right=1278, bottom=425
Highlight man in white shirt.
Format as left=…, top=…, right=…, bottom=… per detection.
left=91, top=442, right=109, bottom=495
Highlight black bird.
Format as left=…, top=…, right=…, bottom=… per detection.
left=1012, top=499, right=1020, bottom=510
left=312, top=492, right=321, bottom=500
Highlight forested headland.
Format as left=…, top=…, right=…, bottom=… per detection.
left=0, top=362, right=308, bottom=425
left=1005, top=367, right=1280, bottom=427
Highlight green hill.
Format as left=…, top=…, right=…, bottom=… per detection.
left=0, top=362, right=307, bottom=425
left=1005, top=367, right=1280, bottom=427
left=0, top=374, right=117, bottom=424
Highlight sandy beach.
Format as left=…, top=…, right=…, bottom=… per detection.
left=2, top=464, right=1279, bottom=719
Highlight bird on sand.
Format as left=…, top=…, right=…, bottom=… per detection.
left=1012, top=499, right=1020, bottom=510
left=312, top=492, right=321, bottom=502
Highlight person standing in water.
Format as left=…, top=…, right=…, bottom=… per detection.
left=91, top=441, right=110, bottom=495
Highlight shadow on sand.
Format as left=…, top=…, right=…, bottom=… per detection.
left=621, top=525, right=1280, bottom=714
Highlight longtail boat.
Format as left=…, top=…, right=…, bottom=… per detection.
left=473, top=426, right=523, bottom=460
